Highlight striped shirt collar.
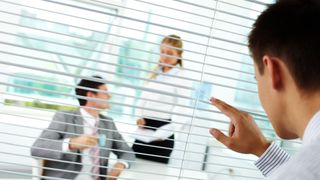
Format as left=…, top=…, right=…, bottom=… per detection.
left=302, top=111, right=320, bottom=146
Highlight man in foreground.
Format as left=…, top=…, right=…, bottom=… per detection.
left=210, top=0, right=320, bottom=179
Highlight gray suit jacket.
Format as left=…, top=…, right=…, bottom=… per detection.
left=31, top=110, right=135, bottom=180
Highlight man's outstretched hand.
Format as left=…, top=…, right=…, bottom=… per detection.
left=209, top=98, right=270, bottom=157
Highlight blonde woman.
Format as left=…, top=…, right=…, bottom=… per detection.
left=133, top=35, right=192, bottom=164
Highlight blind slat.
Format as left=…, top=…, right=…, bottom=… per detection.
left=0, top=36, right=255, bottom=86
left=0, top=25, right=255, bottom=76
left=0, top=71, right=263, bottom=117
left=0, top=55, right=258, bottom=94
left=0, top=82, right=267, bottom=129
left=0, top=161, right=131, bottom=180
left=0, top=108, right=276, bottom=146
left=0, top=0, right=252, bottom=57
left=0, top=90, right=270, bottom=129
left=0, top=169, right=69, bottom=180
left=0, top=70, right=267, bottom=118
left=0, top=138, right=261, bottom=173
left=0, top=152, right=262, bottom=180
left=0, top=9, right=254, bottom=64
left=0, top=130, right=262, bottom=165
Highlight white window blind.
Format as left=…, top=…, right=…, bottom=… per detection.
left=0, top=0, right=303, bottom=180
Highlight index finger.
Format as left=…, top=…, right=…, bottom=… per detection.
left=210, top=97, right=241, bottom=120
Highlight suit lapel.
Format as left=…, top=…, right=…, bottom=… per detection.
left=98, top=114, right=106, bottom=135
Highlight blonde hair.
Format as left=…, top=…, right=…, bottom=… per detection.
left=150, top=35, right=183, bottom=79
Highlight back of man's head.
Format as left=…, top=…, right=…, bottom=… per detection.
left=75, top=76, right=105, bottom=106
left=249, top=0, right=320, bottom=92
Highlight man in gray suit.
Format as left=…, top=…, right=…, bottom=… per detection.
left=31, top=76, right=135, bottom=180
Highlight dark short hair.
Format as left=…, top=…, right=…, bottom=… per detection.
left=75, top=76, right=105, bottom=106
left=249, top=0, right=320, bottom=91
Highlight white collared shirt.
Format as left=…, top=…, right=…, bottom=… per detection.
left=61, top=109, right=99, bottom=180
left=255, top=111, right=320, bottom=179
left=135, top=67, right=193, bottom=139
left=76, top=109, right=99, bottom=180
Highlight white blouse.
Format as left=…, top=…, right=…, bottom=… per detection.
left=135, top=67, right=193, bottom=140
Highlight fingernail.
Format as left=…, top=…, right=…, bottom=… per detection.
left=210, top=129, right=218, bottom=137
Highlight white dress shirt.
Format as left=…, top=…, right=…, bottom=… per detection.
left=62, top=109, right=128, bottom=180
left=135, top=67, right=193, bottom=139
left=255, top=111, right=320, bottom=179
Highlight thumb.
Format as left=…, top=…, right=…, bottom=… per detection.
left=210, top=128, right=230, bottom=146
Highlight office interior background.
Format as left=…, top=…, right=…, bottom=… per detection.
left=0, top=0, right=302, bottom=179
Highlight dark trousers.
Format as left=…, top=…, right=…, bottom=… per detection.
left=132, top=118, right=174, bottom=164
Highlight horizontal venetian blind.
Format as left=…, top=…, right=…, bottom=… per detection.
left=0, top=0, right=302, bottom=180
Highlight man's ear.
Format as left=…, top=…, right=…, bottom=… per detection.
left=86, top=91, right=95, bottom=98
left=262, top=55, right=283, bottom=90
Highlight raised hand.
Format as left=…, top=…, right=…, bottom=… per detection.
left=209, top=98, right=270, bottom=157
